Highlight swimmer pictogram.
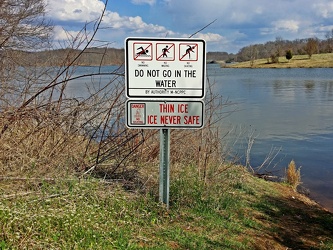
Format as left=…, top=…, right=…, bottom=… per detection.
left=133, top=43, right=153, bottom=60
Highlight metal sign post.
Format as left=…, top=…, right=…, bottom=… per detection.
left=159, top=129, right=170, bottom=208
left=124, top=37, right=206, bottom=208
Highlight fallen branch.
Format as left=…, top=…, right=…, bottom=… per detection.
left=30, top=193, right=68, bottom=203
left=2, top=191, right=39, bottom=199
left=0, top=176, right=57, bottom=182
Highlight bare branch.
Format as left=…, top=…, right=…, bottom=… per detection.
left=189, top=19, right=217, bottom=38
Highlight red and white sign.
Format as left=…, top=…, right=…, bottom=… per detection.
left=125, top=37, right=206, bottom=99
left=156, top=43, right=175, bottom=61
left=126, top=100, right=204, bottom=129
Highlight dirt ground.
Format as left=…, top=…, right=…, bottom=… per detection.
left=249, top=183, right=333, bottom=250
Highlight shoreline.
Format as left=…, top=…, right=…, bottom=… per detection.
left=216, top=52, right=333, bottom=68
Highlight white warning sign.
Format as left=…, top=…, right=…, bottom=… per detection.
left=125, top=37, right=206, bottom=99
left=126, top=100, right=204, bottom=129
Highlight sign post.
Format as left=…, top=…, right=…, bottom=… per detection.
left=159, top=129, right=170, bottom=207
left=125, top=37, right=206, bottom=208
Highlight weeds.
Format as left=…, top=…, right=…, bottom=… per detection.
left=285, top=160, right=302, bottom=191
left=2, top=164, right=332, bottom=249
left=0, top=167, right=255, bottom=249
left=1, top=2, right=333, bottom=249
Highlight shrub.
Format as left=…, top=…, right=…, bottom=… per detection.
left=286, top=160, right=301, bottom=191
left=285, top=50, right=293, bottom=61
left=270, top=53, right=279, bottom=63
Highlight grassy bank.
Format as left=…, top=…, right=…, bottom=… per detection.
left=1, top=164, right=333, bottom=249
left=1, top=45, right=333, bottom=249
left=224, top=53, right=333, bottom=68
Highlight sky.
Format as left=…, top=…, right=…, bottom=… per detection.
left=45, top=0, right=333, bottom=53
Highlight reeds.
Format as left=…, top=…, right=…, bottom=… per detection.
left=0, top=14, right=238, bottom=193
left=286, top=160, right=302, bottom=191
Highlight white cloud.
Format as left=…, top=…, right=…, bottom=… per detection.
left=260, top=19, right=301, bottom=37
left=131, top=0, right=156, bottom=5
left=102, top=11, right=168, bottom=35
left=46, top=0, right=105, bottom=22
left=45, top=0, right=333, bottom=52
left=318, top=25, right=333, bottom=33
left=313, top=2, right=333, bottom=18
left=272, top=20, right=300, bottom=33
left=53, top=25, right=80, bottom=41
left=195, top=33, right=226, bottom=43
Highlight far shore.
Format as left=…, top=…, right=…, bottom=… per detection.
left=217, top=53, right=333, bottom=68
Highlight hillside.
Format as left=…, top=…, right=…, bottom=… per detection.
left=1, top=164, right=333, bottom=249
left=17, top=49, right=233, bottom=66
left=225, top=53, right=333, bottom=68
left=17, top=47, right=125, bottom=66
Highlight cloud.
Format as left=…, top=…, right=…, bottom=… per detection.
left=318, top=25, right=333, bottom=33
left=46, top=0, right=105, bottom=22
left=46, top=0, right=333, bottom=53
left=313, top=2, right=333, bottom=18
left=131, top=0, right=156, bottom=5
left=194, top=33, right=226, bottom=43
left=272, top=20, right=300, bottom=33
left=53, top=26, right=80, bottom=41
left=102, top=11, right=168, bottom=34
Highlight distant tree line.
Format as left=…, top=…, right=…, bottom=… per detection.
left=235, top=31, right=333, bottom=62
left=7, top=29, right=333, bottom=67
left=15, top=47, right=125, bottom=66
left=206, top=51, right=235, bottom=63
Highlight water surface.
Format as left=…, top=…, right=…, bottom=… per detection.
left=208, top=64, right=333, bottom=211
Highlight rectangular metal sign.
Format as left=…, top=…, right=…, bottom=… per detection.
left=125, top=37, right=206, bottom=99
left=126, top=100, right=204, bottom=128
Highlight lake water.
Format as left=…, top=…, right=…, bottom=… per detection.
left=207, top=64, right=333, bottom=212
left=67, top=64, right=333, bottom=212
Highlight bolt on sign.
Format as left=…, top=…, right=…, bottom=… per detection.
left=125, top=37, right=206, bottom=99
left=126, top=100, right=204, bottom=129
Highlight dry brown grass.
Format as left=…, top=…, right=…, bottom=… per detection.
left=0, top=114, right=91, bottom=178
left=0, top=65, right=234, bottom=196
left=0, top=14, right=238, bottom=194
left=285, top=160, right=302, bottom=191
left=0, top=75, right=237, bottom=200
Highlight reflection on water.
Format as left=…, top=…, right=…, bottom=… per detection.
left=62, top=65, right=124, bottom=99
left=207, top=65, right=333, bottom=211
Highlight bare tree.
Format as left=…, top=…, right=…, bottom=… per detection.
left=304, top=38, right=319, bottom=59
left=0, top=0, right=141, bottom=182
left=275, top=36, right=284, bottom=57
left=0, top=0, right=52, bottom=82
left=325, top=29, right=333, bottom=53
left=0, top=0, right=52, bottom=50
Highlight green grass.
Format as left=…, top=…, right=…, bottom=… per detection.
left=1, top=165, right=333, bottom=249
left=226, top=53, right=333, bottom=68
